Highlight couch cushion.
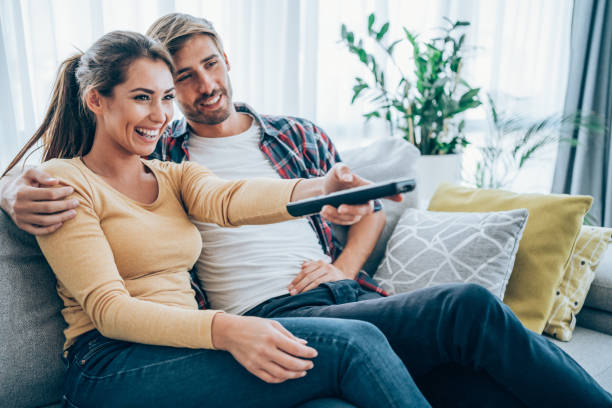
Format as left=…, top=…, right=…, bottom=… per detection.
left=585, top=245, right=612, bottom=313
left=335, top=138, right=420, bottom=275
left=428, top=183, right=592, bottom=333
left=0, top=210, right=65, bottom=407
left=577, top=306, right=612, bottom=336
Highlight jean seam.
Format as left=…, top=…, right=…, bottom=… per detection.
left=77, top=349, right=210, bottom=381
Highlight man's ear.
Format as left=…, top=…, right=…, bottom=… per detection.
left=223, top=52, right=230, bottom=71
left=84, top=89, right=104, bottom=115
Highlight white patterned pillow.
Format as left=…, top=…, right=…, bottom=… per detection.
left=374, top=208, right=529, bottom=299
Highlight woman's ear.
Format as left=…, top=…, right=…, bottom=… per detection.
left=84, top=89, right=103, bottom=115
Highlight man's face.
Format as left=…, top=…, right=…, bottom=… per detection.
left=172, top=34, right=234, bottom=125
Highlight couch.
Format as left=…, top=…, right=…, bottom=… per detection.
left=2, top=138, right=612, bottom=407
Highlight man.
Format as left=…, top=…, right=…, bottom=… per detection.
left=2, top=13, right=611, bottom=407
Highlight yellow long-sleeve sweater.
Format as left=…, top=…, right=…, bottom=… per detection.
left=36, top=158, right=299, bottom=350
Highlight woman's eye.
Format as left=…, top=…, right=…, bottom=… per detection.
left=206, top=61, right=217, bottom=69
left=163, top=94, right=176, bottom=101
left=134, top=95, right=150, bottom=101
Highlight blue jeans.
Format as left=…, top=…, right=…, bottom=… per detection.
left=62, top=317, right=431, bottom=407
left=246, top=281, right=612, bottom=407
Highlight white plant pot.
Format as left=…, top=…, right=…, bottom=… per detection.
left=415, top=154, right=463, bottom=209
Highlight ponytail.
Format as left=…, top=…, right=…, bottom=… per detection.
left=2, top=53, right=95, bottom=177
left=3, top=31, right=174, bottom=178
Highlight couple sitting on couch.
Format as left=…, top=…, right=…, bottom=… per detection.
left=1, top=12, right=610, bottom=408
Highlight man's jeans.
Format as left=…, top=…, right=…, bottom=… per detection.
left=246, top=280, right=612, bottom=407
left=61, top=317, right=431, bottom=408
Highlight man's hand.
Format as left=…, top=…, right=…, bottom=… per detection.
left=319, top=163, right=402, bottom=225
left=211, top=314, right=317, bottom=383
left=1, top=167, right=77, bottom=235
left=288, top=260, right=350, bottom=295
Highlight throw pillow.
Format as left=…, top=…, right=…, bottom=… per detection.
left=374, top=208, right=528, bottom=299
left=544, top=226, right=612, bottom=341
left=428, top=183, right=592, bottom=333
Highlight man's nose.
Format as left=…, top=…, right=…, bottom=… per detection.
left=195, top=70, right=216, bottom=95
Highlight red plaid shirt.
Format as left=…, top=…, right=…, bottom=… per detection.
left=149, top=103, right=388, bottom=307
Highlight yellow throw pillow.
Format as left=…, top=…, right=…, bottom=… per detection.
left=428, top=183, right=592, bottom=333
left=544, top=226, right=612, bottom=341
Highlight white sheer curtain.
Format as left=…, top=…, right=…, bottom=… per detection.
left=1, top=0, right=573, bottom=192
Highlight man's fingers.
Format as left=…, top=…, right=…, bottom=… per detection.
left=290, top=265, right=322, bottom=294
left=17, top=222, right=63, bottom=236
left=23, top=198, right=79, bottom=215
left=289, top=262, right=320, bottom=290
left=321, top=208, right=362, bottom=225
left=334, top=163, right=353, bottom=183
left=16, top=210, right=76, bottom=227
left=320, top=202, right=372, bottom=222
left=302, top=278, right=327, bottom=293
left=300, top=261, right=321, bottom=275
left=293, top=268, right=326, bottom=294
left=385, top=193, right=403, bottom=202
left=23, top=168, right=59, bottom=186
left=16, top=185, right=74, bottom=202
left=337, top=202, right=374, bottom=215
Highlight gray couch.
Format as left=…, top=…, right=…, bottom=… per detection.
left=2, top=139, right=611, bottom=406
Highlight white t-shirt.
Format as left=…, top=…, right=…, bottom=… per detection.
left=186, top=118, right=331, bottom=314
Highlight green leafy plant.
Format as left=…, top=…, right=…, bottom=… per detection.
left=340, top=14, right=481, bottom=155
left=470, top=94, right=605, bottom=190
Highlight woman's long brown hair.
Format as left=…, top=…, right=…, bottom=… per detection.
left=2, top=31, right=174, bottom=177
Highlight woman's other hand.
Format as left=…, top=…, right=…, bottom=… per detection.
left=211, top=314, right=317, bottom=383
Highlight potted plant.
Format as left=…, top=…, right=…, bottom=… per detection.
left=469, top=94, right=605, bottom=191
left=340, top=15, right=481, bottom=206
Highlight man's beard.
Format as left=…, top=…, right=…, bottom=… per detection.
left=182, top=82, right=233, bottom=125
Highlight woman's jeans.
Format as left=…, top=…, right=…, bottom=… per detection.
left=62, top=317, right=431, bottom=408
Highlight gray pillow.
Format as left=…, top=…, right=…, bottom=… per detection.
left=374, top=208, right=529, bottom=299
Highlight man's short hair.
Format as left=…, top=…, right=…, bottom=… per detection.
left=147, top=13, right=225, bottom=56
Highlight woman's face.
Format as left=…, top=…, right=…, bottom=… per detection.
left=94, top=57, right=175, bottom=157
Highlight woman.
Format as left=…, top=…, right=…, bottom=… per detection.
left=4, top=31, right=430, bottom=407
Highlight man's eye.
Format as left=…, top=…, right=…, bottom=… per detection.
left=134, top=95, right=150, bottom=101
left=177, top=74, right=191, bottom=82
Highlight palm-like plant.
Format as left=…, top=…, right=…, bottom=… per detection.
left=471, top=94, right=605, bottom=189
left=340, top=15, right=481, bottom=155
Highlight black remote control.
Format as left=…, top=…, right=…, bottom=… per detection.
left=287, top=178, right=416, bottom=217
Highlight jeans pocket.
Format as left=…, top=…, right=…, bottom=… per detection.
left=75, top=337, right=117, bottom=367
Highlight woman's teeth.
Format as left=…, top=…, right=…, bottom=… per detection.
left=135, top=128, right=159, bottom=139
